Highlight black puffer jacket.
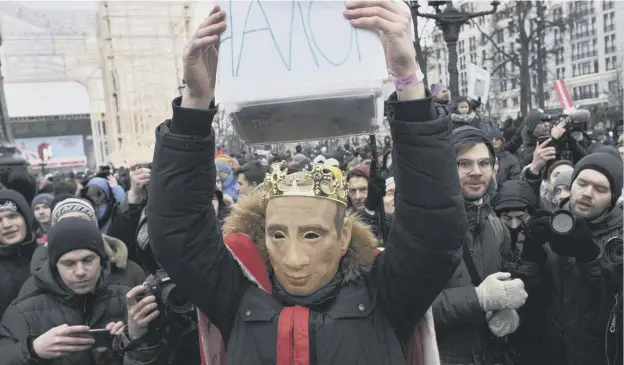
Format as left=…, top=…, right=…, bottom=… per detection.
left=0, top=255, right=160, bottom=365
left=495, top=151, right=522, bottom=188
left=148, top=94, right=465, bottom=364
left=519, top=206, right=624, bottom=365
left=0, top=190, right=37, bottom=317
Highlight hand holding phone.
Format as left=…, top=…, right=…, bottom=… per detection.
left=32, top=324, right=95, bottom=360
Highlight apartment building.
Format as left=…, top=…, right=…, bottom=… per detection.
left=425, top=0, right=624, bottom=120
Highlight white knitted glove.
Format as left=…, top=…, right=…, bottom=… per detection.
left=486, top=310, right=520, bottom=337
left=475, top=272, right=527, bottom=312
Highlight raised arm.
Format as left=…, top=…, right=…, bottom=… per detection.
left=344, top=1, right=465, bottom=340
left=147, top=7, right=248, bottom=340
left=374, top=92, right=465, bottom=340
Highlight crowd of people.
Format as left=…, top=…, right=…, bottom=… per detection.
left=0, top=2, right=622, bottom=365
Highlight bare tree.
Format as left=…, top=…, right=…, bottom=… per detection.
left=405, top=1, right=435, bottom=87
left=606, top=61, right=624, bottom=114
left=476, top=1, right=574, bottom=115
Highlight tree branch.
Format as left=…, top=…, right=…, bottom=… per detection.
left=473, top=19, right=519, bottom=66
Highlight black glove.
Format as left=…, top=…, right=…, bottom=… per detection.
left=364, top=175, right=386, bottom=212
left=549, top=217, right=598, bottom=262
left=521, top=210, right=552, bottom=263
left=470, top=97, right=482, bottom=111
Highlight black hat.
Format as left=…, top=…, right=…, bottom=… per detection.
left=493, top=180, right=539, bottom=214
left=572, top=153, right=624, bottom=209
left=451, top=125, right=496, bottom=160
left=47, top=217, right=106, bottom=265
left=0, top=189, right=33, bottom=236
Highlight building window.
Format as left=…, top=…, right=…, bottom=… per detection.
left=603, top=0, right=614, bottom=10
left=604, top=12, right=615, bottom=32
left=605, top=56, right=618, bottom=71
left=605, top=34, right=617, bottom=54
left=469, top=36, right=476, bottom=52
left=512, top=97, right=519, bottom=106
left=496, top=30, right=504, bottom=43
left=500, top=80, right=507, bottom=92
left=555, top=48, right=565, bottom=65
left=573, top=84, right=599, bottom=100
left=609, top=80, right=623, bottom=100
left=556, top=67, right=566, bottom=79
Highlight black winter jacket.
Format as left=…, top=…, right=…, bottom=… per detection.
left=0, top=257, right=160, bottom=365
left=147, top=94, right=465, bottom=364
left=0, top=190, right=37, bottom=318
left=495, top=151, right=522, bottom=189
left=518, top=206, right=624, bottom=365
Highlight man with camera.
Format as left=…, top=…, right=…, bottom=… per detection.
left=107, top=165, right=202, bottom=365
left=520, top=152, right=623, bottom=365
left=0, top=218, right=162, bottom=365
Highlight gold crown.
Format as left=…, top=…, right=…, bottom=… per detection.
left=263, top=162, right=348, bottom=206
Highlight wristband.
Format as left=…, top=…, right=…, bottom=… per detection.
left=393, top=69, right=425, bottom=89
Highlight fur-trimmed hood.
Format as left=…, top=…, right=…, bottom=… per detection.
left=222, top=192, right=379, bottom=284
left=103, top=235, right=128, bottom=269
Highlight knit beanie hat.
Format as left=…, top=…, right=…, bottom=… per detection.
left=553, top=170, right=573, bottom=190
left=431, top=82, right=446, bottom=96
left=572, top=153, right=624, bottom=209
left=50, top=193, right=75, bottom=212
left=492, top=180, right=540, bottom=214
left=48, top=217, right=106, bottom=265
left=32, top=193, right=54, bottom=210
left=451, top=125, right=496, bottom=160
left=51, top=198, right=98, bottom=226
left=347, top=164, right=371, bottom=180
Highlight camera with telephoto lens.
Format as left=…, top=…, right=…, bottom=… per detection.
left=604, top=237, right=623, bottom=267
left=550, top=210, right=576, bottom=236
left=137, top=269, right=194, bottom=314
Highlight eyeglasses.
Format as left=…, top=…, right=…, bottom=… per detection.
left=457, top=158, right=493, bottom=174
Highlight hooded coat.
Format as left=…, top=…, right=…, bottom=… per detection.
left=147, top=94, right=465, bottom=364
left=17, top=235, right=146, bottom=299
left=83, top=177, right=126, bottom=234
left=0, top=253, right=159, bottom=365
left=0, top=190, right=37, bottom=317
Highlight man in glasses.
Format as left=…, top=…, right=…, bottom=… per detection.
left=432, top=126, right=530, bottom=364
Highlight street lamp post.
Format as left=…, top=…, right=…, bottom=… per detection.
left=414, top=1, right=500, bottom=98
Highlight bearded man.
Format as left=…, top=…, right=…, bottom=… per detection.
left=148, top=2, right=466, bottom=364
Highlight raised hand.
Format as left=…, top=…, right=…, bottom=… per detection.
left=182, top=5, right=227, bottom=109
left=343, top=1, right=417, bottom=78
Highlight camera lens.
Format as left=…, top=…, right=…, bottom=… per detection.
left=550, top=210, right=575, bottom=235
left=161, top=283, right=194, bottom=314
left=604, top=237, right=624, bottom=266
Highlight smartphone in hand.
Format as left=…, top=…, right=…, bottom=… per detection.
left=537, top=135, right=552, bottom=147
left=72, top=329, right=113, bottom=348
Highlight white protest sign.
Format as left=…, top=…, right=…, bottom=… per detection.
left=467, top=63, right=491, bottom=104
left=216, top=0, right=388, bottom=105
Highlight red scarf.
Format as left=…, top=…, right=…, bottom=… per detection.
left=197, top=234, right=440, bottom=365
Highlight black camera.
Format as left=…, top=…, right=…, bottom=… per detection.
left=138, top=269, right=194, bottom=314
left=604, top=237, right=623, bottom=267
left=550, top=210, right=576, bottom=236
